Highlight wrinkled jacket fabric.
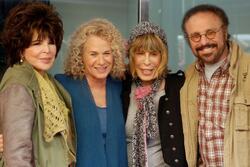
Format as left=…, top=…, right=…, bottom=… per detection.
left=180, top=41, right=250, bottom=167
left=0, top=62, right=76, bottom=167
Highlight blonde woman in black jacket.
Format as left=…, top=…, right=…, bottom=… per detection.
left=122, top=21, right=187, bottom=167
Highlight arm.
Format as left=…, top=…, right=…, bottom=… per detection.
left=0, top=84, right=35, bottom=167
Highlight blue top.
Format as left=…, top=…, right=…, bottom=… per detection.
left=55, top=74, right=128, bottom=167
left=97, top=106, right=107, bottom=143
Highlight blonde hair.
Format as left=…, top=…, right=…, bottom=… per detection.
left=64, top=18, right=125, bottom=79
left=129, top=34, right=168, bottom=79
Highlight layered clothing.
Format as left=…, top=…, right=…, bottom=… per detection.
left=55, top=74, right=128, bottom=167
left=180, top=41, right=250, bottom=167
left=122, top=71, right=187, bottom=167
left=0, top=62, right=76, bottom=167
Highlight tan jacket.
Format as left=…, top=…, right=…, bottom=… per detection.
left=0, top=62, right=76, bottom=167
left=180, top=41, right=250, bottom=167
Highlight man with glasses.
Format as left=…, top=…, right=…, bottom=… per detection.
left=180, top=4, right=250, bottom=167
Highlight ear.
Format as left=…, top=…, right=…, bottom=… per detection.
left=222, top=26, right=229, bottom=40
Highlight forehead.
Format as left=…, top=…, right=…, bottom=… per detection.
left=85, top=35, right=111, bottom=50
left=185, top=12, right=223, bottom=34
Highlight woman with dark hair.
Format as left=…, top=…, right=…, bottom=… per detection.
left=0, top=2, right=76, bottom=166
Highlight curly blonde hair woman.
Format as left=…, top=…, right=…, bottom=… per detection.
left=64, top=18, right=126, bottom=79
left=55, top=18, right=128, bottom=167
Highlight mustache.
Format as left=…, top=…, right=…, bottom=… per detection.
left=196, top=43, right=217, bottom=51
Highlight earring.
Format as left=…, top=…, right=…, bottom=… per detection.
left=20, top=55, right=24, bottom=63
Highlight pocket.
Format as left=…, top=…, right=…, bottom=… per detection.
left=234, top=96, right=250, bottom=131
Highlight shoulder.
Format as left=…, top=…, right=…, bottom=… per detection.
left=183, top=62, right=197, bottom=80
left=166, top=70, right=185, bottom=88
left=54, top=74, right=79, bottom=87
left=0, top=63, right=37, bottom=91
left=55, top=74, right=72, bottom=82
left=122, top=72, right=133, bottom=90
left=54, top=74, right=83, bottom=97
left=108, top=76, right=123, bottom=91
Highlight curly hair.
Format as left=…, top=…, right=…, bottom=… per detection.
left=1, top=1, right=63, bottom=67
left=64, top=18, right=126, bottom=79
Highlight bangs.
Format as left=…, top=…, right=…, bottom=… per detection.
left=132, top=34, right=163, bottom=53
left=33, top=26, right=56, bottom=43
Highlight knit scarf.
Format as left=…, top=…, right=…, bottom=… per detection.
left=35, top=71, right=77, bottom=163
left=35, top=71, right=70, bottom=142
left=132, top=78, right=161, bottom=167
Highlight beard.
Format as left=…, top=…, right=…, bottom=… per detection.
left=195, top=41, right=228, bottom=64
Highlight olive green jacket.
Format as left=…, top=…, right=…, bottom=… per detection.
left=0, top=62, right=76, bottom=167
left=180, top=41, right=250, bottom=167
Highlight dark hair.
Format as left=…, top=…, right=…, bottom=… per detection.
left=1, top=1, right=63, bottom=66
left=181, top=4, right=229, bottom=34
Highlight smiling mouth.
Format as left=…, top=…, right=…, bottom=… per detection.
left=95, top=66, right=109, bottom=72
left=197, top=44, right=217, bottom=51
left=40, top=58, right=52, bottom=63
left=141, top=69, right=154, bottom=75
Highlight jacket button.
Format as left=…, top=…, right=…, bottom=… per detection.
left=174, top=159, right=179, bottom=163
left=169, top=122, right=173, bottom=126
left=166, top=110, right=170, bottom=114
left=172, top=147, right=176, bottom=151
left=165, top=97, right=168, bottom=101
left=170, top=134, right=174, bottom=139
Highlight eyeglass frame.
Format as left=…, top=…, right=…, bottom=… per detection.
left=185, top=25, right=224, bottom=43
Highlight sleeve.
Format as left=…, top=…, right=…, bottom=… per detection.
left=0, top=84, right=35, bottom=167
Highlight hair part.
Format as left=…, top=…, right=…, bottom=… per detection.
left=1, top=1, right=63, bottom=67
left=129, top=34, right=168, bottom=79
left=64, top=18, right=126, bottom=79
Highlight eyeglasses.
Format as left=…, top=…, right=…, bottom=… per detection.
left=187, top=25, right=224, bottom=42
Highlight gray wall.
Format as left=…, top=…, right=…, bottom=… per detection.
left=149, top=0, right=250, bottom=72
left=50, top=0, right=138, bottom=74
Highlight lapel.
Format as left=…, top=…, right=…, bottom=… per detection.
left=81, top=77, right=103, bottom=138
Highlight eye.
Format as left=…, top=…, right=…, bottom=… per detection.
left=150, top=51, right=159, bottom=56
left=48, top=39, right=55, bottom=45
left=190, top=33, right=201, bottom=41
left=206, top=30, right=216, bottom=39
left=90, top=52, right=97, bottom=56
left=31, top=40, right=41, bottom=46
left=104, top=51, right=111, bottom=55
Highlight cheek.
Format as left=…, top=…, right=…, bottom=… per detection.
left=109, top=56, right=114, bottom=64
left=50, top=46, right=57, bottom=56
left=133, top=57, right=142, bottom=66
left=152, top=56, right=161, bottom=66
left=23, top=51, right=36, bottom=61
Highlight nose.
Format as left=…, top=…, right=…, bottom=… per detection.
left=97, top=55, right=105, bottom=64
left=143, top=52, right=150, bottom=65
left=42, top=43, right=50, bottom=53
left=199, top=34, right=209, bottom=45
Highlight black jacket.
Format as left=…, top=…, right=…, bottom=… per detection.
left=122, top=71, right=188, bottom=167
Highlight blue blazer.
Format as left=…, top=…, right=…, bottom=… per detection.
left=55, top=74, right=128, bottom=167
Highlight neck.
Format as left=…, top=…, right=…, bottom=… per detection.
left=141, top=78, right=165, bottom=90
left=86, top=76, right=106, bottom=89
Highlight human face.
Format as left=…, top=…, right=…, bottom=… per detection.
left=185, top=12, right=228, bottom=65
left=23, top=32, right=56, bottom=75
left=83, top=35, right=113, bottom=83
left=134, top=50, right=161, bottom=85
